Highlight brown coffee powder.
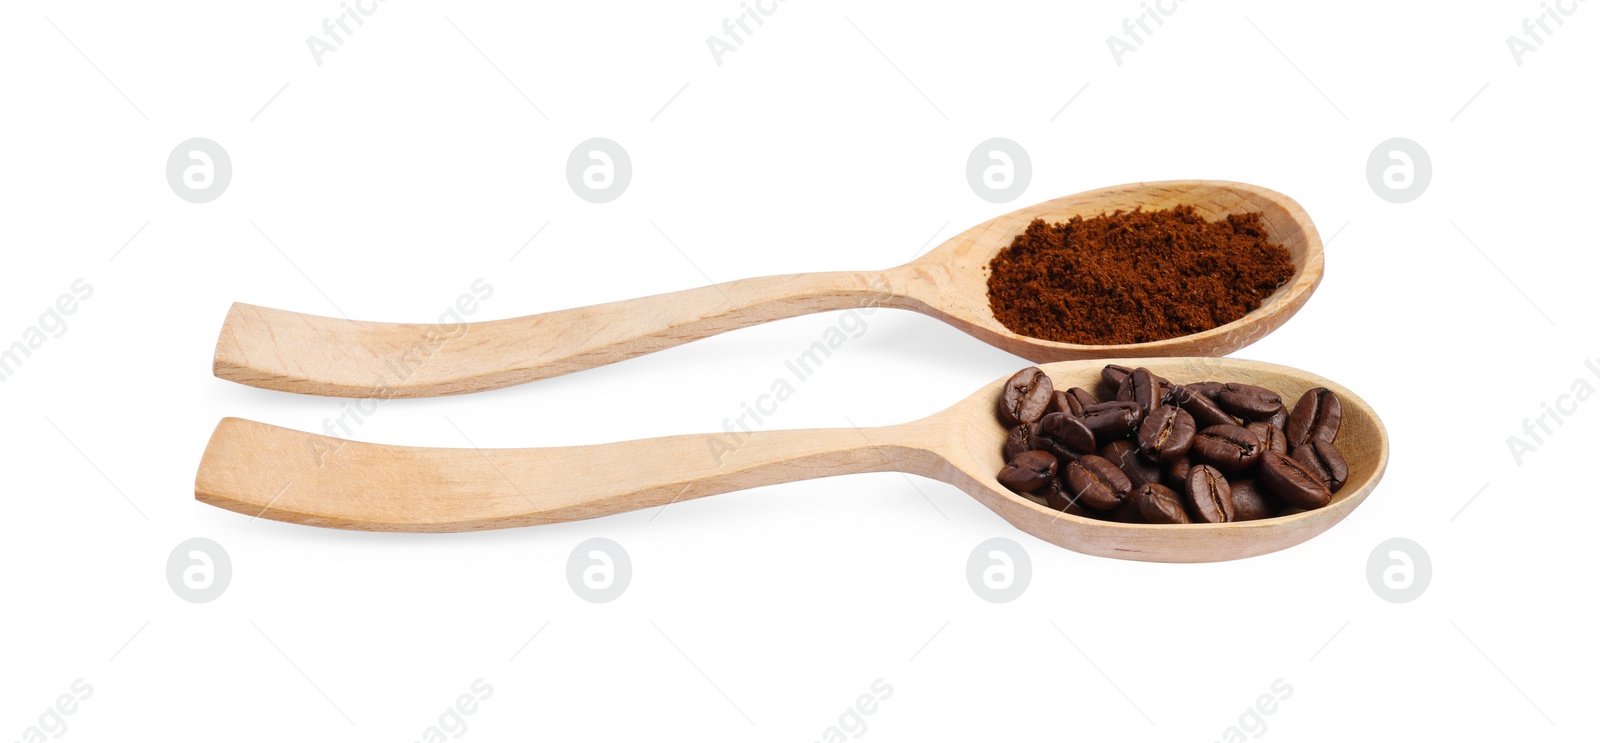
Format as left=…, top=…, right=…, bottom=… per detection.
left=986, top=206, right=1294, bottom=345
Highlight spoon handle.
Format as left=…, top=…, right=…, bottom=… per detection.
left=215, top=270, right=904, bottom=398
left=196, top=417, right=935, bottom=531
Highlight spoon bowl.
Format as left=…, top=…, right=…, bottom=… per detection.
left=214, top=180, right=1323, bottom=398
left=928, top=357, right=1385, bottom=562
left=196, top=357, right=1384, bottom=562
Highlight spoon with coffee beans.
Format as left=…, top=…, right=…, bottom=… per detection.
left=213, top=181, right=1323, bottom=398
left=195, top=358, right=1386, bottom=563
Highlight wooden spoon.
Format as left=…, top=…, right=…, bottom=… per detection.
left=214, top=180, right=1324, bottom=398
left=195, top=357, right=1385, bottom=563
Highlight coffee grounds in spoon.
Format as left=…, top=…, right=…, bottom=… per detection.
left=986, top=205, right=1294, bottom=345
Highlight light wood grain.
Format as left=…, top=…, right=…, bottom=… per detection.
left=214, top=180, right=1324, bottom=398
left=196, top=358, right=1386, bottom=563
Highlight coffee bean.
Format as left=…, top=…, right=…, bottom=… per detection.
left=1292, top=439, right=1349, bottom=493
left=1246, top=421, right=1288, bottom=455
left=1171, top=384, right=1236, bottom=429
left=1185, top=381, right=1225, bottom=400
left=1033, top=476, right=1063, bottom=507
left=1101, top=364, right=1134, bottom=395
left=1262, top=405, right=1289, bottom=430
left=1045, top=483, right=1090, bottom=515
left=1049, top=390, right=1084, bottom=417
left=1113, top=373, right=1133, bottom=402
left=1064, top=454, right=1132, bottom=510
left=1036, top=412, right=1096, bottom=459
left=1136, top=405, right=1196, bottom=463
left=1164, top=456, right=1191, bottom=490
left=1081, top=401, right=1143, bottom=442
left=1115, top=367, right=1175, bottom=409
left=1217, top=382, right=1283, bottom=419
left=1157, top=379, right=1176, bottom=402
left=1067, top=387, right=1099, bottom=410
left=1228, top=479, right=1279, bottom=521
left=1186, top=464, right=1235, bottom=523
left=1003, top=423, right=1037, bottom=461
left=1100, top=439, right=1162, bottom=487
left=1189, top=424, right=1263, bottom=474
left=1286, top=387, right=1343, bottom=449
left=1135, top=483, right=1190, bottom=524
left=1259, top=450, right=1331, bottom=509
left=1000, top=367, right=1054, bottom=425
left=1118, top=367, right=1165, bottom=417
left=1109, top=496, right=1146, bottom=523
left=998, top=450, right=1057, bottom=493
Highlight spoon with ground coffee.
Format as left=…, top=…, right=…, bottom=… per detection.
left=195, top=357, right=1384, bottom=562
left=214, top=180, right=1324, bottom=398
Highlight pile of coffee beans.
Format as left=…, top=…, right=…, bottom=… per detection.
left=996, top=365, right=1347, bottom=523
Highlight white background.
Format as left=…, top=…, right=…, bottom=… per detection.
left=3, top=1, right=1596, bottom=740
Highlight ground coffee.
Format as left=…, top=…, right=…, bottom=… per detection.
left=986, top=206, right=1295, bottom=345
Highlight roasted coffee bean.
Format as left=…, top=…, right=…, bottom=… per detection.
left=1171, top=384, right=1237, bottom=429
left=1064, top=454, right=1132, bottom=510
left=1228, top=479, right=1278, bottom=521
left=1135, top=483, right=1190, bottom=524
left=1109, top=496, right=1146, bottom=523
left=1164, top=456, right=1192, bottom=489
left=1136, top=405, right=1196, bottom=463
left=1259, top=450, right=1331, bottom=509
left=1036, top=412, right=1096, bottom=459
left=1067, top=387, right=1099, bottom=410
left=1189, top=424, right=1263, bottom=473
left=1000, top=367, right=1054, bottom=425
left=998, top=450, right=1057, bottom=492
left=1113, top=373, right=1133, bottom=402
left=1115, top=367, right=1174, bottom=407
left=1100, top=440, right=1162, bottom=487
left=1157, top=379, right=1176, bottom=403
left=1003, top=423, right=1038, bottom=461
left=1100, top=364, right=1134, bottom=394
left=1262, top=405, right=1289, bottom=429
left=1184, top=381, right=1225, bottom=400
left=1081, top=401, right=1143, bottom=441
left=1103, top=364, right=1175, bottom=402
left=1286, top=387, right=1343, bottom=449
left=1044, top=481, right=1090, bottom=515
left=1049, top=390, right=1084, bottom=417
left=1186, top=464, right=1235, bottom=523
left=1032, top=478, right=1060, bottom=505
left=1217, top=382, right=1283, bottom=419
left=1292, top=439, right=1349, bottom=493
left=1246, top=421, right=1288, bottom=455
left=1117, top=367, right=1166, bottom=417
